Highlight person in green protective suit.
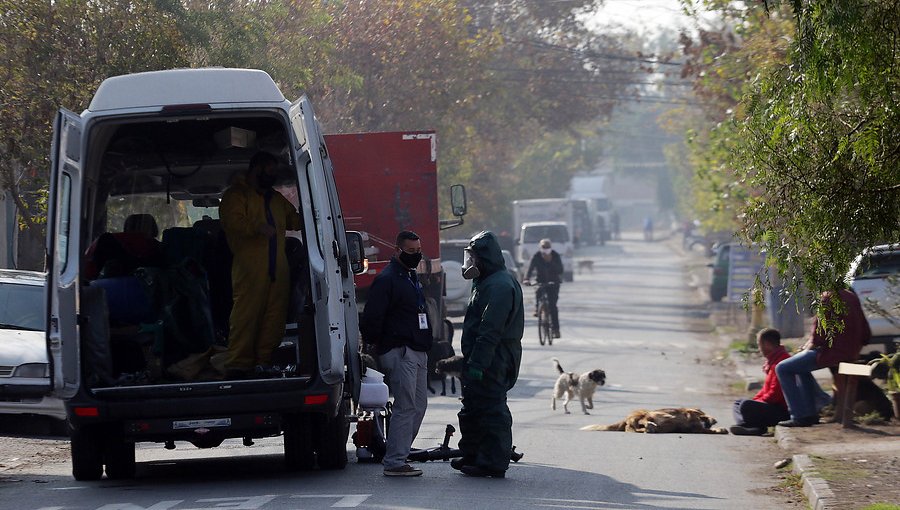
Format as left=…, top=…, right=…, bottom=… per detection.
left=453, top=231, right=524, bottom=478
left=219, top=152, right=302, bottom=378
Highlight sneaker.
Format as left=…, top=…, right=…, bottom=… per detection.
left=384, top=464, right=423, bottom=477
left=729, top=425, right=765, bottom=436
left=552, top=330, right=560, bottom=339
left=777, top=416, right=819, bottom=428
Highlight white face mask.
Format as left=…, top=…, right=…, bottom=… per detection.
left=462, top=250, right=480, bottom=280
left=541, top=248, right=552, bottom=255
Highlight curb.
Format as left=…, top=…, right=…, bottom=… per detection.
left=791, top=453, right=836, bottom=510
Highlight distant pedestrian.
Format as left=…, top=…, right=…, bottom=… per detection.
left=776, top=287, right=871, bottom=427
left=730, top=328, right=791, bottom=435
left=642, top=216, right=654, bottom=241
left=453, top=231, right=524, bottom=478
left=361, top=230, right=433, bottom=477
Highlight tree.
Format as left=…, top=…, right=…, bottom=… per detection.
left=734, top=0, right=900, bottom=299
left=0, top=0, right=187, bottom=268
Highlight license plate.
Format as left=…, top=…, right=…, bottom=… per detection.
left=172, top=418, right=232, bottom=430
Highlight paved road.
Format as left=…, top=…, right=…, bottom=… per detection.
left=1, top=234, right=790, bottom=509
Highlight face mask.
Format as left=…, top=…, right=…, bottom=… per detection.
left=462, top=250, right=480, bottom=280
left=541, top=248, right=552, bottom=255
left=398, top=251, right=422, bottom=269
left=257, top=172, right=277, bottom=189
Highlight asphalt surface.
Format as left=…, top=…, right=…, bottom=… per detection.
left=0, top=232, right=796, bottom=509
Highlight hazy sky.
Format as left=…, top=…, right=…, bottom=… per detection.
left=588, top=0, right=702, bottom=36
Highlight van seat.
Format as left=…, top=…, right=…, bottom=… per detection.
left=162, top=226, right=211, bottom=266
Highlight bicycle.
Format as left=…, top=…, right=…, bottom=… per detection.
left=532, top=282, right=556, bottom=346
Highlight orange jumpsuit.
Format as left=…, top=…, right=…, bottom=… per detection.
left=220, top=176, right=302, bottom=371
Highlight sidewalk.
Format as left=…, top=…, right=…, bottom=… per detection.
left=675, top=235, right=900, bottom=510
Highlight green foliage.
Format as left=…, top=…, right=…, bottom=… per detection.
left=1, top=0, right=641, bottom=265
left=733, top=0, right=900, bottom=298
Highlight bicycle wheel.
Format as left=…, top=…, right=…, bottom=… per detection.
left=537, top=302, right=548, bottom=346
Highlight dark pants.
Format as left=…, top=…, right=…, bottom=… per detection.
left=536, top=284, right=560, bottom=331
left=458, top=385, right=513, bottom=472
left=733, top=399, right=790, bottom=428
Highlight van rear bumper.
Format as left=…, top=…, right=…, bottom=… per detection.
left=65, top=377, right=342, bottom=438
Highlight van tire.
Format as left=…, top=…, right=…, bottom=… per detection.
left=104, top=435, right=136, bottom=480
left=284, top=414, right=316, bottom=471
left=71, top=426, right=103, bottom=481
left=316, top=400, right=350, bottom=470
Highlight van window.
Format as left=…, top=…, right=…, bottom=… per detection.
left=854, top=251, right=900, bottom=279
left=523, top=225, right=569, bottom=243
left=57, top=173, right=72, bottom=273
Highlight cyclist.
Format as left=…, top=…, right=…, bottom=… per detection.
left=525, top=238, right=563, bottom=338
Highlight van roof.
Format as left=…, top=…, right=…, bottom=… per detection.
left=88, top=68, right=286, bottom=112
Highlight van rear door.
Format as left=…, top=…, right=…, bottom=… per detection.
left=288, top=97, right=355, bottom=393
left=46, top=109, right=83, bottom=398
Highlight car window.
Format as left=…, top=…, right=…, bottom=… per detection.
left=0, top=282, right=45, bottom=330
left=441, top=243, right=467, bottom=263
left=854, top=252, right=900, bottom=279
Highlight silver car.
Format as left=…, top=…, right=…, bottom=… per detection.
left=847, top=244, right=900, bottom=357
left=0, top=269, right=66, bottom=422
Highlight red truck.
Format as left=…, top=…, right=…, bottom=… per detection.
left=319, top=131, right=464, bottom=344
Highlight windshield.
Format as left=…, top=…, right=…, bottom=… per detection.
left=854, top=251, right=900, bottom=279
left=523, top=225, right=569, bottom=243
left=0, top=282, right=45, bottom=330
left=441, top=243, right=467, bottom=263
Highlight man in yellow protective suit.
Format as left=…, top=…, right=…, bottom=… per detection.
left=220, top=151, right=302, bottom=378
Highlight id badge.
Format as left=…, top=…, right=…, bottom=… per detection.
left=418, top=313, right=428, bottom=330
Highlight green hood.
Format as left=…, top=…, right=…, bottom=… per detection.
left=467, top=231, right=506, bottom=278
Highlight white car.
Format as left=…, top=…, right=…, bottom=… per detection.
left=0, top=269, right=66, bottom=424
left=441, top=240, right=470, bottom=317
left=847, top=244, right=900, bottom=357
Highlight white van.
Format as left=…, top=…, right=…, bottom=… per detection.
left=42, top=68, right=365, bottom=480
left=516, top=221, right=574, bottom=282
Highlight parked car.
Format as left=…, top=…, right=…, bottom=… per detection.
left=708, top=243, right=732, bottom=302
left=847, top=244, right=900, bottom=357
left=0, top=269, right=66, bottom=426
left=501, top=249, right=520, bottom=282
left=441, top=239, right=470, bottom=317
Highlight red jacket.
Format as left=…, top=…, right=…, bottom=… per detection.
left=753, top=345, right=790, bottom=409
left=811, top=289, right=871, bottom=368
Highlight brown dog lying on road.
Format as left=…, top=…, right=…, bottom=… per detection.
left=580, top=407, right=728, bottom=434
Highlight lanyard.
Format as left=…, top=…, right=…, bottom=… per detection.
left=407, top=271, right=425, bottom=312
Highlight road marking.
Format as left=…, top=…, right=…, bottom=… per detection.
left=291, top=494, right=372, bottom=508
left=96, top=502, right=182, bottom=510
left=50, top=486, right=89, bottom=490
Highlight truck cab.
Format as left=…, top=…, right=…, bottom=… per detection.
left=45, top=68, right=364, bottom=480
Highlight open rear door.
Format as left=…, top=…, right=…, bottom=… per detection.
left=46, top=109, right=83, bottom=399
left=288, top=97, right=358, bottom=398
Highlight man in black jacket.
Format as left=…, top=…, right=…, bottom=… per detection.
left=361, top=231, right=432, bottom=477
left=525, top=238, right=563, bottom=338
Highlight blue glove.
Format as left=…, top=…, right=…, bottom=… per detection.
left=466, top=366, right=483, bottom=381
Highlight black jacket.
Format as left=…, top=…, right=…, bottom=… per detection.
left=526, top=250, right=563, bottom=284
left=361, top=257, right=433, bottom=355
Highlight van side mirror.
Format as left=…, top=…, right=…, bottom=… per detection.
left=346, top=231, right=367, bottom=275
left=440, top=184, right=467, bottom=230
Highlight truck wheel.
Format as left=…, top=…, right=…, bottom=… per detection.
left=104, top=435, right=136, bottom=480
left=316, top=400, right=350, bottom=470
left=284, top=414, right=316, bottom=471
left=71, top=426, right=103, bottom=481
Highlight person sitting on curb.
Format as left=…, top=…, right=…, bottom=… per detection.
left=730, top=328, right=791, bottom=435
left=775, top=286, right=871, bottom=427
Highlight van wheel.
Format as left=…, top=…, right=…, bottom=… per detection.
left=284, top=414, right=315, bottom=471
left=316, top=400, right=350, bottom=470
left=104, top=433, right=136, bottom=480
left=71, top=426, right=103, bottom=481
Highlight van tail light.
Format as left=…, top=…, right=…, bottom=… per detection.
left=73, top=407, right=99, bottom=417
left=304, top=394, right=328, bottom=405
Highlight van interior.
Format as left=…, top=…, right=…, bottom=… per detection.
left=76, top=113, right=316, bottom=389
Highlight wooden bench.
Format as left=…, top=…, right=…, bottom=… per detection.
left=835, top=362, right=876, bottom=428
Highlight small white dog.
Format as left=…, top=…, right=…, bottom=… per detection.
left=551, top=358, right=606, bottom=415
